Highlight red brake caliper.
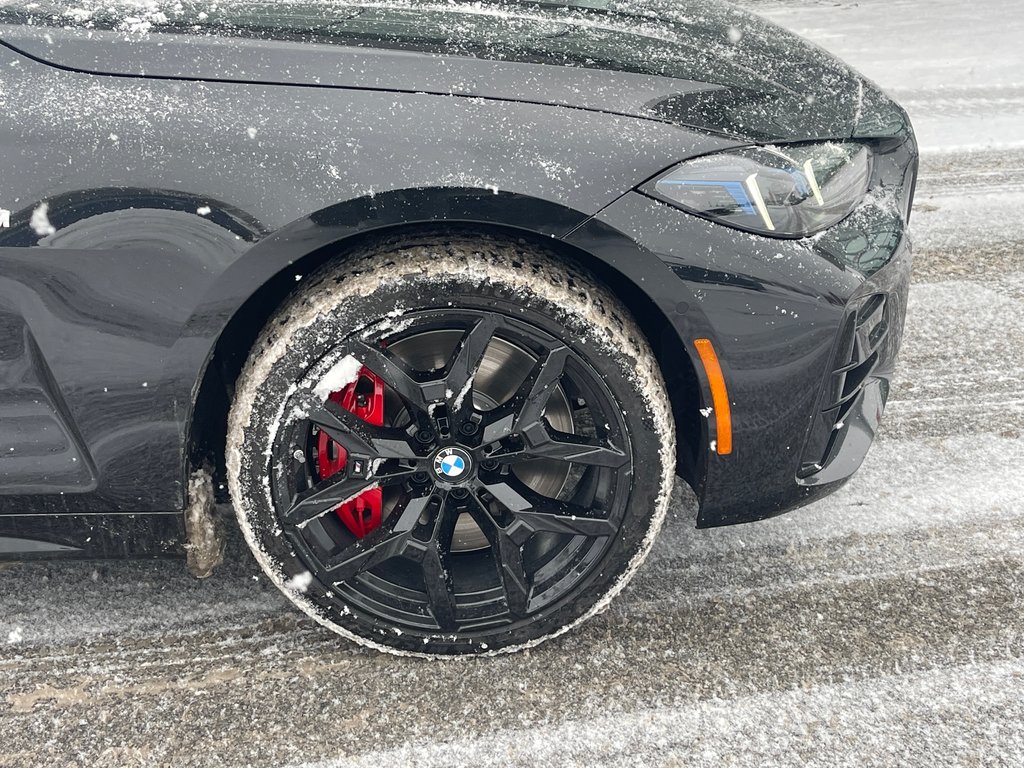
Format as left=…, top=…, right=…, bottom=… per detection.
left=316, top=368, right=386, bottom=538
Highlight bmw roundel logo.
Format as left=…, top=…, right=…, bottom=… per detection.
left=440, top=454, right=466, bottom=476
left=433, top=447, right=472, bottom=481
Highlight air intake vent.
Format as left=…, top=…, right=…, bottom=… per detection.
left=799, top=293, right=889, bottom=477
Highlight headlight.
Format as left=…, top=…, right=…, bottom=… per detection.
left=646, top=142, right=872, bottom=238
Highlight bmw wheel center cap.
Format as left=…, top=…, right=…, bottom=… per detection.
left=432, top=447, right=473, bottom=482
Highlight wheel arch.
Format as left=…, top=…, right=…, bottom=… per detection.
left=185, top=190, right=703, bottom=497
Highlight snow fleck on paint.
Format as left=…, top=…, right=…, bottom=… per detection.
left=246, top=126, right=258, bottom=140
left=312, top=354, right=363, bottom=402
left=6, top=627, right=23, bottom=644
left=727, top=26, right=743, bottom=43
left=284, top=571, right=313, bottom=594
left=120, top=16, right=154, bottom=34
left=853, top=79, right=866, bottom=126
left=196, top=205, right=212, bottom=216
left=29, top=203, right=55, bottom=237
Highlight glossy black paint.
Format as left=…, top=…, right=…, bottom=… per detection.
left=0, top=0, right=906, bottom=143
left=0, top=512, right=184, bottom=560
left=0, top=0, right=916, bottom=557
left=568, top=188, right=912, bottom=526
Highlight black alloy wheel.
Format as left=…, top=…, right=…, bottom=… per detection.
left=228, top=237, right=674, bottom=655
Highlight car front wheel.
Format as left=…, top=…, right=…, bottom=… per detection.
left=227, top=235, right=675, bottom=655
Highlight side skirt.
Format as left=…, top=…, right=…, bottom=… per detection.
left=0, top=513, right=185, bottom=561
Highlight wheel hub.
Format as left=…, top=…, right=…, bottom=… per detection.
left=431, top=446, right=474, bottom=484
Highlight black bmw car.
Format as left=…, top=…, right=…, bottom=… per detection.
left=0, top=0, right=915, bottom=655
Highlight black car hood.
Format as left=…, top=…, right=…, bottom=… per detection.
left=0, top=0, right=909, bottom=142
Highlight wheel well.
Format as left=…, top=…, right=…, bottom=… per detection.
left=188, top=223, right=702, bottom=498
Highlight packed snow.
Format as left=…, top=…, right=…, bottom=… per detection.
left=311, top=354, right=363, bottom=402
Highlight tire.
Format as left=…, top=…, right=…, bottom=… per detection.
left=227, top=234, right=675, bottom=656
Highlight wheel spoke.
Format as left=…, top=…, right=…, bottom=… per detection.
left=480, top=344, right=570, bottom=443
left=325, top=493, right=430, bottom=582
left=444, top=316, right=500, bottom=409
left=355, top=341, right=447, bottom=410
left=481, top=473, right=617, bottom=539
left=467, top=496, right=531, bottom=617
left=283, top=472, right=380, bottom=528
left=305, top=397, right=419, bottom=460
left=500, top=422, right=629, bottom=468
left=418, top=494, right=461, bottom=631
left=511, top=508, right=617, bottom=538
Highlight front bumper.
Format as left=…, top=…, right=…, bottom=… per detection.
left=566, top=187, right=912, bottom=527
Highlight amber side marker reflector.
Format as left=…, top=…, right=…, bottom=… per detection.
left=694, top=338, right=733, bottom=456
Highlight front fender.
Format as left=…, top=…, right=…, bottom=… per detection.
left=183, top=186, right=591, bottom=339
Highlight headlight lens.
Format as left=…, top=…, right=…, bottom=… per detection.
left=648, top=142, right=872, bottom=238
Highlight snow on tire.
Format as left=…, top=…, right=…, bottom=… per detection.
left=226, top=234, right=675, bottom=656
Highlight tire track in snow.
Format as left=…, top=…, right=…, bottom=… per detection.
left=884, top=279, right=1024, bottom=439
left=911, top=159, right=1024, bottom=284
left=301, top=659, right=1024, bottom=768
left=2, top=546, right=1022, bottom=766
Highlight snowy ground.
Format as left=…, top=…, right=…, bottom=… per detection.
left=2, top=1, right=1023, bottom=765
